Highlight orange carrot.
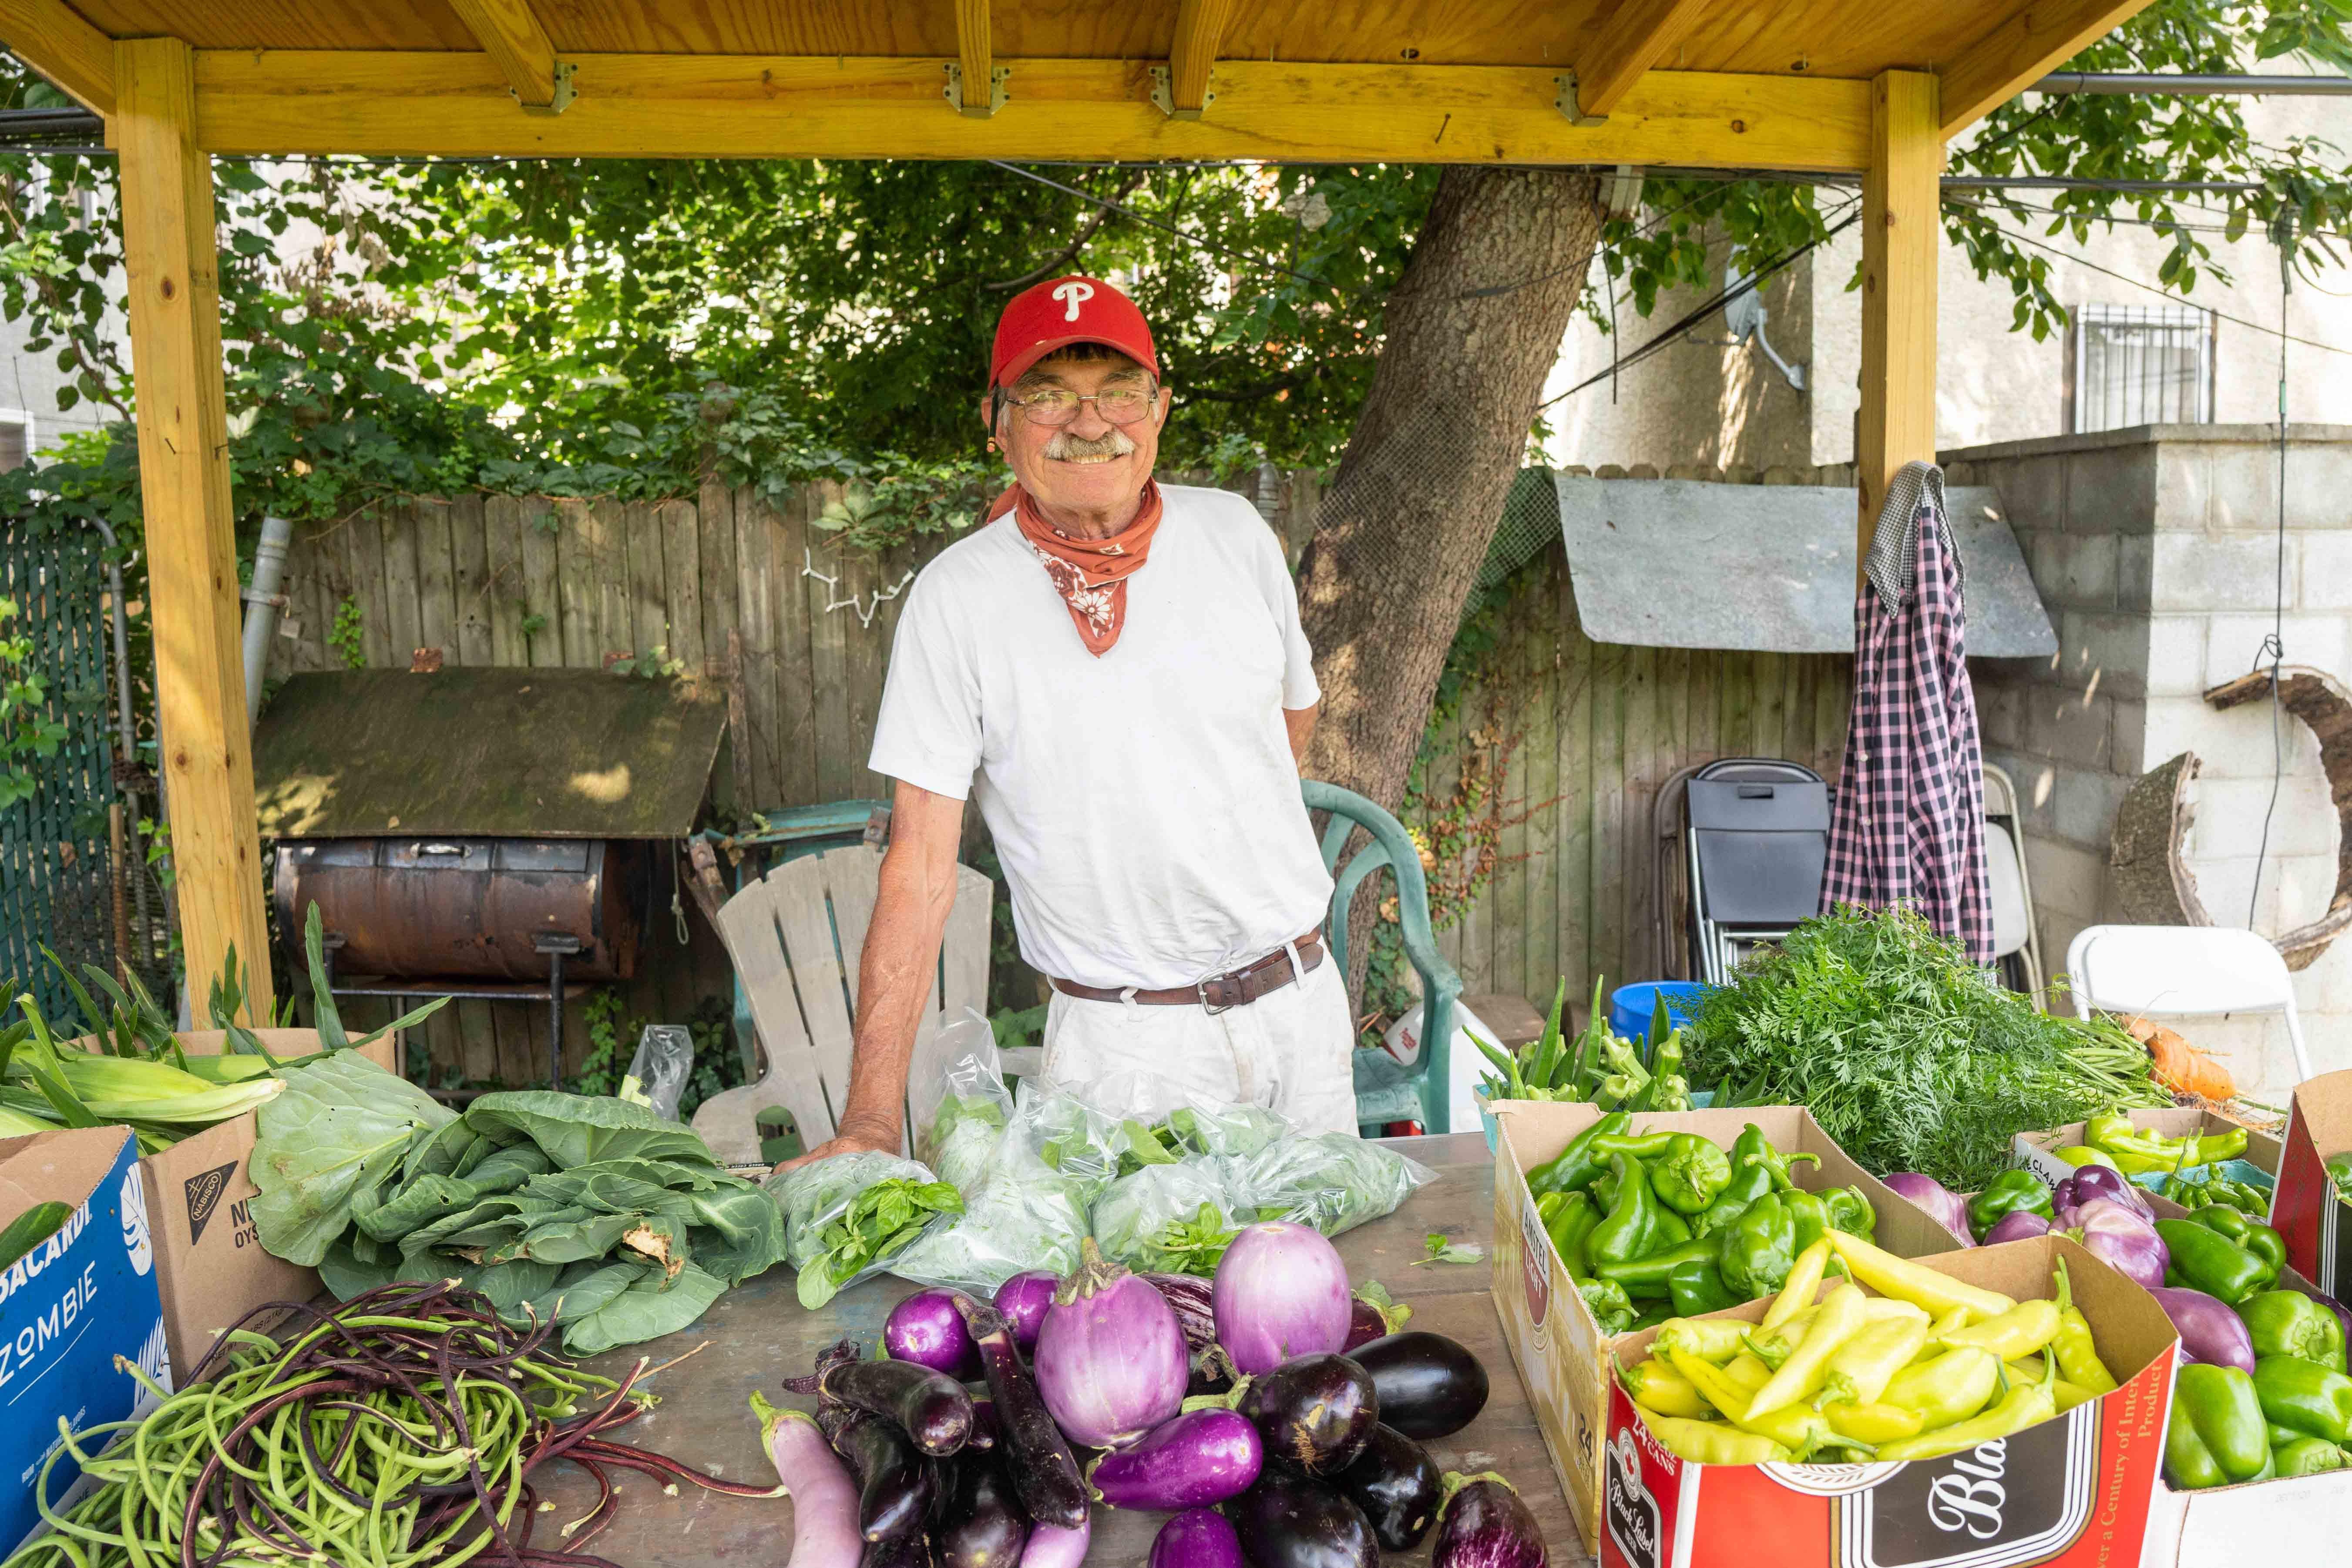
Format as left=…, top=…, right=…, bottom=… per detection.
left=2140, top=1021, right=2235, bottom=1102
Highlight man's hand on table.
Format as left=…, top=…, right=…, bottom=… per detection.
left=776, top=1125, right=900, bottom=1172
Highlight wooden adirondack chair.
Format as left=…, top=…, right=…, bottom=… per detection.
left=691, top=844, right=994, bottom=1165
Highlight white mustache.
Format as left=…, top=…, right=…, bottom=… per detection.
left=1042, top=426, right=1137, bottom=461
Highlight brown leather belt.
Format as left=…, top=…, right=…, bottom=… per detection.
left=1050, top=931, right=1325, bottom=1012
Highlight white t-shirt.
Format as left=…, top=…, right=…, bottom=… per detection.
left=870, top=483, right=1334, bottom=990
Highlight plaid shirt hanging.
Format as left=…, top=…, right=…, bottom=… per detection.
left=1821, top=461, right=1996, bottom=960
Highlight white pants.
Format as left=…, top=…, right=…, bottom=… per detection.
left=1039, top=951, right=1360, bottom=1136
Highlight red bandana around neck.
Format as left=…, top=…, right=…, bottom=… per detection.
left=988, top=480, right=1163, bottom=657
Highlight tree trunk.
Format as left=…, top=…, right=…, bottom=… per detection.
left=1298, top=167, right=1603, bottom=813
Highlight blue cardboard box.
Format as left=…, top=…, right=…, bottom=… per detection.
left=0, top=1126, right=171, bottom=1554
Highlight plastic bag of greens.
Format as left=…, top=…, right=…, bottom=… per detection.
left=917, top=1032, right=1015, bottom=1194
left=1231, top=1134, right=1437, bottom=1238
left=1010, top=1078, right=1124, bottom=1205
left=766, top=1150, right=962, bottom=1309
left=888, top=1078, right=1110, bottom=1293
left=1090, top=1162, right=1243, bottom=1276
left=1060, top=1070, right=1294, bottom=1167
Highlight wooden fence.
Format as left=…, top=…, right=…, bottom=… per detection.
left=269, top=471, right=1848, bottom=1083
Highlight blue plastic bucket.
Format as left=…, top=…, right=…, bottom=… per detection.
left=1609, top=981, right=1709, bottom=1041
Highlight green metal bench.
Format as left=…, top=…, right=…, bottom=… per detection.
left=1304, top=780, right=1464, bottom=1136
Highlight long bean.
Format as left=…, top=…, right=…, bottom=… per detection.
left=1, top=1280, right=781, bottom=1568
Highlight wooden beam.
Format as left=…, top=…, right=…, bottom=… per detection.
left=0, top=0, right=115, bottom=115
left=116, top=36, right=273, bottom=1021
left=1571, top=0, right=1715, bottom=120
left=442, top=0, right=561, bottom=109
left=191, top=53, right=1875, bottom=171
left=1167, top=0, right=1234, bottom=115
left=951, top=0, right=993, bottom=115
left=1857, top=69, right=1941, bottom=581
left=1937, top=0, right=2154, bottom=137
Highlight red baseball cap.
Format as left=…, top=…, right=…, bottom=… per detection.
left=990, top=275, right=1160, bottom=390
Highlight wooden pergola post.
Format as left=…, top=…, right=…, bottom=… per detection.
left=115, top=36, right=274, bottom=1020
left=1857, top=68, right=1942, bottom=576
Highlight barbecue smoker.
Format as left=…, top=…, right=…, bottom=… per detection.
left=253, top=667, right=730, bottom=1093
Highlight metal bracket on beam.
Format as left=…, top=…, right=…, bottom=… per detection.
left=1148, top=65, right=1214, bottom=120
left=515, top=60, right=577, bottom=117
left=1553, top=72, right=1608, bottom=127
left=944, top=62, right=1011, bottom=118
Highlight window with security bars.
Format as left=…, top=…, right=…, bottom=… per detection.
left=2066, top=303, right=2214, bottom=433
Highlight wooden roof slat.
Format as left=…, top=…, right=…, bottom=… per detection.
left=0, top=0, right=118, bottom=113
left=952, top=0, right=992, bottom=114
left=1936, top=0, right=2149, bottom=135
left=1166, top=0, right=1234, bottom=114
left=1572, top=0, right=1716, bottom=119
left=444, top=0, right=563, bottom=108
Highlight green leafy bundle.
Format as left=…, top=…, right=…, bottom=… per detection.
left=1685, top=907, right=2172, bottom=1190
left=250, top=1054, right=785, bottom=1355
left=800, top=1179, right=964, bottom=1310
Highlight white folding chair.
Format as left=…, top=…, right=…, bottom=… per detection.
left=2064, top=924, right=2313, bottom=1084
left=1981, top=763, right=2044, bottom=1001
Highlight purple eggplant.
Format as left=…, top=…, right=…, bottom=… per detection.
left=1231, top=1353, right=1379, bottom=1477
left=864, top=1533, right=935, bottom=1568
left=818, top=1405, right=937, bottom=1544
left=2060, top=1198, right=2167, bottom=1291
left=1879, top=1174, right=1975, bottom=1246
left=819, top=1356, right=975, bottom=1457
left=1035, top=1241, right=1189, bottom=1449
left=956, top=1295, right=1089, bottom=1530
left=937, top=1448, right=1028, bottom=1568
left=1086, top=1409, right=1262, bottom=1510
left=1214, top=1223, right=1352, bottom=1375
left=2148, top=1286, right=2257, bottom=1373
left=1228, top=1469, right=1378, bottom=1568
left=888, top=1289, right=984, bottom=1380
left=1430, top=1472, right=1546, bottom=1568
left=1334, top=1423, right=1443, bottom=1551
left=1151, top=1509, right=1246, bottom=1568
left=994, top=1271, right=1060, bottom=1353
left=2056, top=1165, right=2154, bottom=1222
left=1144, top=1273, right=1221, bottom=1353
left=1342, top=1284, right=1412, bottom=1352
left=1981, top=1210, right=2052, bottom=1246
left=1347, top=1332, right=1489, bottom=1440
left=1018, top=1517, right=1088, bottom=1568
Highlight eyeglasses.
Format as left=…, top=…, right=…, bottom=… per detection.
left=1000, top=385, right=1159, bottom=427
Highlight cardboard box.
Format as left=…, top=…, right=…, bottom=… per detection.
left=1600, top=1235, right=2178, bottom=1568
left=138, top=1030, right=396, bottom=1379
left=1487, top=1102, right=1961, bottom=1552
left=2141, top=1445, right=2352, bottom=1565
left=0, top=1127, right=170, bottom=1555
left=2012, top=1108, right=2283, bottom=1190
left=2271, top=1066, right=2352, bottom=1301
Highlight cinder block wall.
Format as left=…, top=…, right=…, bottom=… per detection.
left=1953, top=424, right=2352, bottom=1098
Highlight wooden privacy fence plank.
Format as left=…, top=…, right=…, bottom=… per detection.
left=733, top=489, right=783, bottom=807
left=349, top=507, right=394, bottom=668
left=592, top=497, right=632, bottom=667
left=659, top=498, right=705, bottom=675
left=516, top=497, right=561, bottom=668
left=1519, top=551, right=1561, bottom=1002
left=627, top=498, right=668, bottom=663
left=553, top=497, right=597, bottom=668
left=451, top=493, right=494, bottom=666
left=772, top=489, right=820, bottom=806
left=1555, top=571, right=1594, bottom=996
left=803, top=491, right=857, bottom=804
left=414, top=497, right=459, bottom=663
left=484, top=494, right=527, bottom=666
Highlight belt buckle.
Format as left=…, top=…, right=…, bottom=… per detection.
left=1197, top=975, right=1234, bottom=1015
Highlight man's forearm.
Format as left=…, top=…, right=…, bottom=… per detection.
left=833, top=851, right=960, bottom=1147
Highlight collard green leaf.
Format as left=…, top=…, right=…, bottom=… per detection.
left=561, top=1261, right=725, bottom=1356
left=463, top=1091, right=720, bottom=1169
left=682, top=1182, right=787, bottom=1285
left=250, top=1052, right=457, bottom=1267
left=353, top=1172, right=480, bottom=1243
left=487, top=1210, right=641, bottom=1266
left=464, top=1144, right=554, bottom=1197
left=318, top=1239, right=403, bottom=1301
left=525, top=1259, right=652, bottom=1326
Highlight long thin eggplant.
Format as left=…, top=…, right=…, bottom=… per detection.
left=1430, top=1472, right=1546, bottom=1568
left=820, top=1356, right=975, bottom=1457
left=1346, top=1332, right=1489, bottom=1440
left=1085, top=1408, right=1262, bottom=1509
left=937, top=1447, right=1031, bottom=1568
left=1227, top=1469, right=1379, bottom=1568
left=751, top=1393, right=864, bottom=1568
left=819, top=1405, right=937, bottom=1544
left=1151, top=1509, right=1246, bottom=1568
left=1231, top=1353, right=1378, bottom=1476
left=955, top=1293, right=1089, bottom=1530
left=1019, top=1516, right=1090, bottom=1568
left=1334, top=1423, right=1442, bottom=1551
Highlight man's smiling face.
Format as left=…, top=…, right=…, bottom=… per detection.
left=987, top=347, right=1169, bottom=532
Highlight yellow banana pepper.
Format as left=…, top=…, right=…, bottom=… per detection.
left=1624, top=1358, right=1712, bottom=1420
left=1826, top=1400, right=1925, bottom=1444
left=1827, top=1232, right=2016, bottom=1321
left=1818, top=1314, right=1931, bottom=1408
left=1912, top=1306, right=1972, bottom=1365
left=1641, top=1413, right=1792, bottom=1465
left=1940, top=1298, right=2062, bottom=1361
left=1720, top=1352, right=1774, bottom=1395
left=2049, top=1259, right=2118, bottom=1395
left=1747, top=1310, right=1812, bottom=1370
left=1654, top=1316, right=1754, bottom=1364
left=1749, top=1284, right=1871, bottom=1420
left=1669, top=1348, right=1831, bottom=1456
left=1761, top=1238, right=1834, bottom=1333
left=1884, top=1346, right=2002, bottom=1430
left=1877, top=1358, right=2057, bottom=1462
left=2006, top=1360, right=2097, bottom=1412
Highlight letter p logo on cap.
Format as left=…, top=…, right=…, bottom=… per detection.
left=991, top=274, right=1160, bottom=389
left=1052, top=280, right=1095, bottom=321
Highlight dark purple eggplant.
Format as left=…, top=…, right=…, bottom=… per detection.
left=1152, top=1508, right=1246, bottom=1568
left=1342, top=1285, right=1411, bottom=1353
left=1430, top=1472, right=1545, bottom=1568
left=1144, top=1272, right=1220, bottom=1353
left=955, top=1293, right=1089, bottom=1530
left=819, top=1356, right=975, bottom=1457
left=861, top=1533, right=933, bottom=1568
left=1347, top=1333, right=1488, bottom=1440
left=969, top=1397, right=999, bottom=1450
left=819, top=1404, right=938, bottom=1544
left=1086, top=1409, right=1262, bottom=1510
left=1232, top=1353, right=1378, bottom=1477
left=937, top=1447, right=1031, bottom=1568
left=1226, top=1469, right=1378, bottom=1568
left=1334, top=1423, right=1442, bottom=1551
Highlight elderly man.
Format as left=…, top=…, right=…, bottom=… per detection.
left=787, top=274, right=1351, bottom=1166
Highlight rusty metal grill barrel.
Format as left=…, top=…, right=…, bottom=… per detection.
left=273, top=837, right=646, bottom=982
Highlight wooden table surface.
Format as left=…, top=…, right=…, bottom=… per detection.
left=536, top=1132, right=1597, bottom=1565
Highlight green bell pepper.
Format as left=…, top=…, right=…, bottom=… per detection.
left=1593, top=1132, right=1731, bottom=1214
left=1969, top=1170, right=2056, bottom=1239
left=2273, top=1437, right=2348, bottom=1477
left=1542, top=1192, right=1596, bottom=1276
left=2240, top=1291, right=2349, bottom=1372
left=1628, top=1301, right=1675, bottom=1333
left=1694, top=1159, right=1774, bottom=1238
left=2268, top=1420, right=2307, bottom=1449
left=1783, top=1189, right=1834, bottom=1254
left=1528, top=1111, right=1630, bottom=1197
left=2254, top=1355, right=2352, bottom=1444
left=2155, top=1218, right=2275, bottom=1306
left=2188, top=1207, right=2285, bottom=1283
left=1667, top=1256, right=1741, bottom=1317
left=1820, top=1185, right=1876, bottom=1242
left=1589, top=1152, right=1664, bottom=1269
left=1593, top=1235, right=1723, bottom=1300
left=2164, top=1364, right=2272, bottom=1490
left=1720, top=1192, right=1798, bottom=1299
left=1731, top=1124, right=1820, bottom=1191
left=1577, top=1277, right=1636, bottom=1333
